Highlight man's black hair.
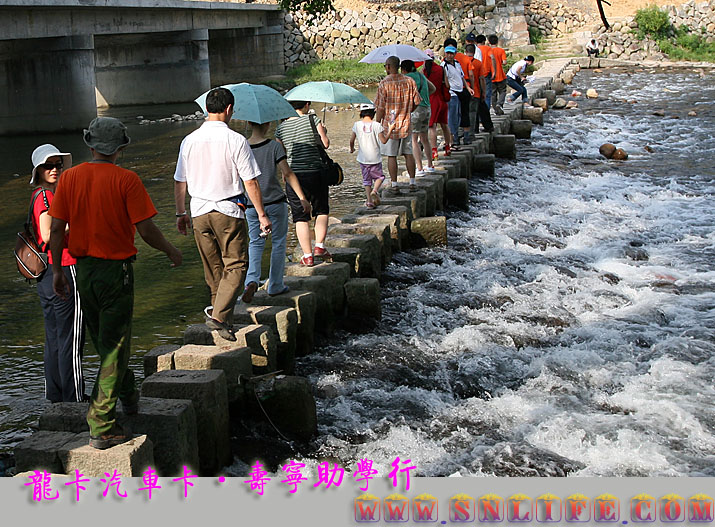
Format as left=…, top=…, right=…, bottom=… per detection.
left=443, top=37, right=458, bottom=48
left=360, top=109, right=376, bottom=119
left=476, top=34, right=487, bottom=44
left=289, top=100, right=309, bottom=110
left=488, top=34, right=499, bottom=45
left=206, top=87, right=234, bottom=114
left=525, top=55, right=535, bottom=62
left=465, top=43, right=476, bottom=54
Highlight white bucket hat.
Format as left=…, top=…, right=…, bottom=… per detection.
left=359, top=103, right=375, bottom=111
left=30, top=144, right=72, bottom=185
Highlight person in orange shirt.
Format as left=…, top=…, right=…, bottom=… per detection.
left=466, top=44, right=494, bottom=133
left=49, top=117, right=182, bottom=449
left=489, top=34, right=508, bottom=115
left=446, top=38, right=475, bottom=145
left=476, top=35, right=493, bottom=115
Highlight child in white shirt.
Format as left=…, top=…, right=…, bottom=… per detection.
left=349, top=103, right=395, bottom=209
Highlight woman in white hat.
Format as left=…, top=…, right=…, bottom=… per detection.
left=28, top=144, right=85, bottom=403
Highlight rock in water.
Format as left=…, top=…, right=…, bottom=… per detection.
left=553, top=98, right=568, bottom=109
left=586, top=89, right=599, bottom=98
left=644, top=145, right=654, bottom=153
left=599, top=143, right=616, bottom=159
left=688, top=111, right=697, bottom=117
left=565, top=101, right=579, bottom=109
left=653, top=110, right=665, bottom=116
left=612, top=148, right=628, bottom=160
left=571, top=90, right=582, bottom=97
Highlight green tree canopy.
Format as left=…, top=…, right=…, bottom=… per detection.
left=279, top=0, right=335, bottom=16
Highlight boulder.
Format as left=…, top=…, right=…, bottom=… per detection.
left=612, top=148, right=628, bottom=160
left=533, top=98, right=548, bottom=111
left=599, top=143, right=616, bottom=159
left=552, top=98, right=568, bottom=109
left=571, top=90, right=582, bottom=97
left=565, top=101, right=579, bottom=109
left=586, top=89, right=599, bottom=98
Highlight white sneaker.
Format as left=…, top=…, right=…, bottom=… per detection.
left=204, top=305, right=213, bottom=319
left=424, top=167, right=436, bottom=173
left=415, top=170, right=426, bottom=177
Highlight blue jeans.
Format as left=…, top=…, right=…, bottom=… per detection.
left=484, top=73, right=493, bottom=108
left=245, top=201, right=289, bottom=295
left=507, top=77, right=528, bottom=102
left=448, top=94, right=461, bottom=144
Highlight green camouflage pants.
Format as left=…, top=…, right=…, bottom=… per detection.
left=75, top=257, right=138, bottom=437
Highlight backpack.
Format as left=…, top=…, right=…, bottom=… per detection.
left=14, top=189, right=49, bottom=281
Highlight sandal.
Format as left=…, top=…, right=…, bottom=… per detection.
left=366, top=201, right=376, bottom=209
left=370, top=191, right=381, bottom=206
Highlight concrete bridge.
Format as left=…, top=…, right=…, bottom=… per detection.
left=0, top=0, right=285, bottom=135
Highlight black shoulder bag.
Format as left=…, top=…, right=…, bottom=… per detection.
left=308, top=114, right=343, bottom=186
left=14, top=189, right=49, bottom=281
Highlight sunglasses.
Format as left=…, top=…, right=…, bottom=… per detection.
left=40, top=162, right=63, bottom=170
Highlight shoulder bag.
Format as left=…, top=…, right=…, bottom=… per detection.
left=308, top=114, right=343, bottom=186
left=14, top=189, right=49, bottom=281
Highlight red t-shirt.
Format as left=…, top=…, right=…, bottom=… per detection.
left=49, top=162, right=157, bottom=260
left=31, top=188, right=75, bottom=267
left=491, top=47, right=508, bottom=82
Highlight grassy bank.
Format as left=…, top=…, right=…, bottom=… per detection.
left=286, top=59, right=385, bottom=86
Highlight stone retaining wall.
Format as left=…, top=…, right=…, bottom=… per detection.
left=283, top=0, right=531, bottom=69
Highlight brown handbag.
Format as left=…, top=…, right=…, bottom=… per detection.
left=14, top=189, right=49, bottom=281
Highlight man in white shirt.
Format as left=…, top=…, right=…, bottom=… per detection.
left=174, top=87, right=271, bottom=341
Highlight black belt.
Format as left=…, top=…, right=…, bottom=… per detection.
left=246, top=196, right=287, bottom=209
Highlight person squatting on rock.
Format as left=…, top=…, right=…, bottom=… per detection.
left=421, top=49, right=453, bottom=159
left=275, top=100, right=332, bottom=267
left=374, top=55, right=422, bottom=194
left=587, top=39, right=600, bottom=57
left=489, top=34, right=508, bottom=115
left=241, top=120, right=311, bottom=302
left=28, top=144, right=86, bottom=403
left=174, top=87, right=270, bottom=341
left=400, top=59, right=437, bottom=176
left=507, top=55, right=535, bottom=104
left=350, top=102, right=395, bottom=209
left=49, top=117, right=182, bottom=449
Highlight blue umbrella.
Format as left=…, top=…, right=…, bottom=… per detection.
left=284, top=81, right=372, bottom=105
left=195, top=83, right=298, bottom=124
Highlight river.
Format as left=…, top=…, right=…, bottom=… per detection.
left=1, top=69, right=713, bottom=477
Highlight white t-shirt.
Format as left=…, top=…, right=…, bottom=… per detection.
left=352, top=120, right=384, bottom=165
left=443, top=61, right=465, bottom=95
left=587, top=41, right=599, bottom=50
left=174, top=120, right=261, bottom=219
left=507, top=59, right=528, bottom=80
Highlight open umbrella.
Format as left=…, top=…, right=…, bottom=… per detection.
left=195, top=83, right=297, bottom=124
left=360, top=44, right=432, bottom=64
left=283, top=81, right=372, bottom=105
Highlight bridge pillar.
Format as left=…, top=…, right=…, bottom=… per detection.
left=208, top=12, right=284, bottom=86
left=94, top=30, right=210, bottom=107
left=0, top=36, right=97, bottom=135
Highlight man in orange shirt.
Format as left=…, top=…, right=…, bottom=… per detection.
left=476, top=35, right=493, bottom=115
left=50, top=117, right=182, bottom=449
left=489, top=34, right=508, bottom=115
left=466, top=44, right=494, bottom=133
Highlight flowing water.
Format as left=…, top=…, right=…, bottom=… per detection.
left=1, top=70, right=713, bottom=477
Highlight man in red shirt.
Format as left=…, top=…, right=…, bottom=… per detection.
left=476, top=35, right=494, bottom=114
left=489, top=34, right=508, bottom=115
left=50, top=117, right=182, bottom=449
left=374, top=55, right=422, bottom=193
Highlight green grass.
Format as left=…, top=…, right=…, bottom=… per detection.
left=285, top=59, right=386, bottom=86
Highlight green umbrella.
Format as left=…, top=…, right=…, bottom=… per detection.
left=283, top=81, right=372, bottom=105
left=195, top=83, right=297, bottom=124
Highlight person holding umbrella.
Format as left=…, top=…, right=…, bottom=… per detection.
left=275, top=100, right=332, bottom=267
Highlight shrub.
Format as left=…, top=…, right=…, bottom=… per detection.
left=634, top=5, right=672, bottom=39
left=529, top=26, right=544, bottom=45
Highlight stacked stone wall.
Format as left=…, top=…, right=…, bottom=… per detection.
left=283, top=0, right=531, bottom=69
left=525, top=0, right=599, bottom=38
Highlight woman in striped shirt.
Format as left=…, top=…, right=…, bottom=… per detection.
left=275, top=101, right=332, bottom=267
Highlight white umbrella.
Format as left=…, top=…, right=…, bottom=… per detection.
left=360, top=44, right=432, bottom=64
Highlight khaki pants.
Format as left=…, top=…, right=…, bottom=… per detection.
left=193, top=212, right=249, bottom=324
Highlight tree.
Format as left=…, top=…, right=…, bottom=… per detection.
left=596, top=0, right=611, bottom=30
left=279, top=0, right=335, bottom=17
left=435, top=0, right=453, bottom=36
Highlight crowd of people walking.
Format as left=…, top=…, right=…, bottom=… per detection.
left=21, top=31, right=534, bottom=452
